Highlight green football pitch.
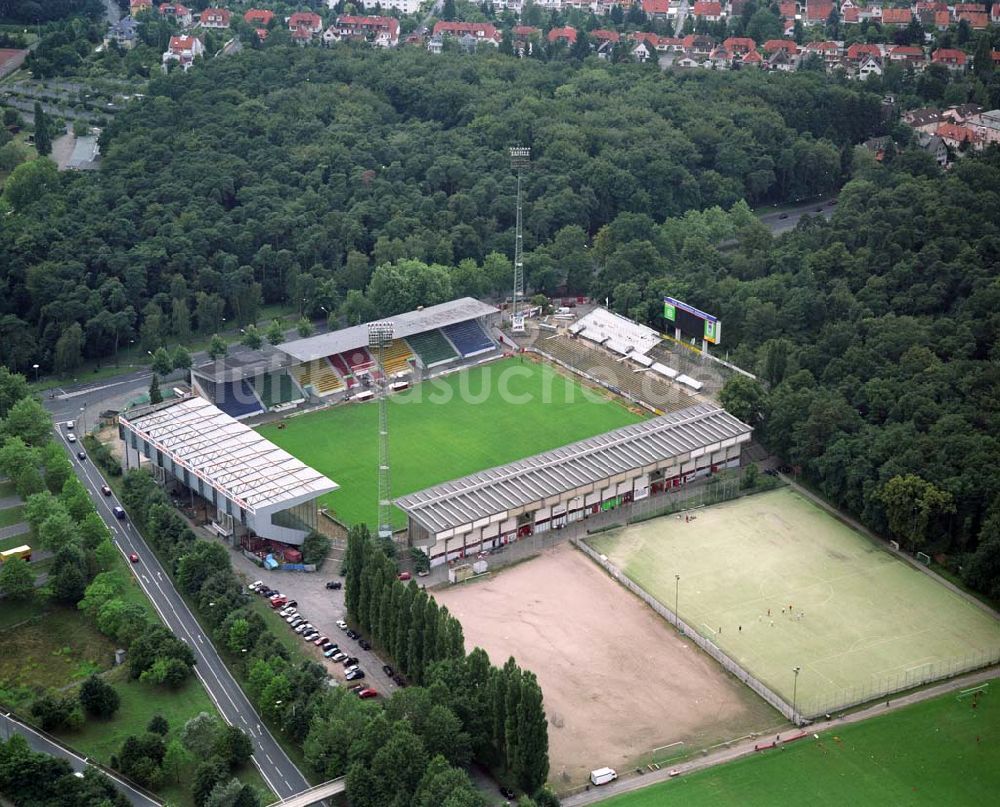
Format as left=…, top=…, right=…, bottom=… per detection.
left=588, top=488, right=1000, bottom=716
left=598, top=680, right=1000, bottom=806
left=258, top=358, right=644, bottom=529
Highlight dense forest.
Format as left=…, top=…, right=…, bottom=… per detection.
left=0, top=44, right=884, bottom=372
left=0, top=0, right=103, bottom=24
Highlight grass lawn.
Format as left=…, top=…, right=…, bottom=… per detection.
left=599, top=679, right=1000, bottom=806
left=0, top=505, right=25, bottom=528
left=0, top=479, right=17, bottom=498
left=0, top=533, right=32, bottom=552
left=588, top=488, right=1000, bottom=716
left=258, top=358, right=644, bottom=528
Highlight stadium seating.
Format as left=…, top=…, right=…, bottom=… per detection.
left=253, top=371, right=303, bottom=408
left=405, top=330, right=458, bottom=367
left=292, top=358, right=345, bottom=396
left=442, top=320, right=494, bottom=357
left=214, top=380, right=264, bottom=419
left=327, top=352, right=357, bottom=388
left=380, top=339, right=415, bottom=376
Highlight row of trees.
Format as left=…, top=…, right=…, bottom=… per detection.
left=343, top=525, right=551, bottom=796
left=0, top=42, right=885, bottom=373
left=0, top=735, right=127, bottom=807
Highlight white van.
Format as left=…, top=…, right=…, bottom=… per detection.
left=590, top=767, right=617, bottom=786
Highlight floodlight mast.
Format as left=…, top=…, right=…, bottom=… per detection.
left=509, top=146, right=530, bottom=331
left=368, top=321, right=395, bottom=540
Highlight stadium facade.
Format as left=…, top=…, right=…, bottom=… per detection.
left=397, top=402, right=751, bottom=566
left=119, top=396, right=337, bottom=546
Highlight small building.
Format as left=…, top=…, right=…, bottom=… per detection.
left=159, top=3, right=193, bottom=28
left=106, top=16, right=140, bottom=50
left=432, top=21, right=501, bottom=47
left=547, top=26, right=578, bottom=46
left=288, top=11, right=323, bottom=42
left=243, top=8, right=274, bottom=27
left=857, top=56, right=882, bottom=80
left=162, top=35, right=204, bottom=71
left=326, top=16, right=400, bottom=48
left=880, top=7, right=912, bottom=25
left=916, top=132, right=947, bottom=166
left=130, top=0, right=152, bottom=14
left=931, top=49, right=967, bottom=72
left=201, top=8, right=231, bottom=29
left=692, top=1, right=724, bottom=20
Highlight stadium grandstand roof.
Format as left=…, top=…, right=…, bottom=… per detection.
left=119, top=396, right=337, bottom=512
left=397, top=403, right=750, bottom=534
left=278, top=297, right=499, bottom=363
left=192, top=347, right=294, bottom=383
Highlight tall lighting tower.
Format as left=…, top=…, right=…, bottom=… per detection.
left=509, top=146, right=530, bottom=333
left=368, top=321, right=395, bottom=541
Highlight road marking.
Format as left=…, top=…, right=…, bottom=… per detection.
left=198, top=634, right=204, bottom=644
left=240, top=714, right=247, bottom=725
left=266, top=754, right=274, bottom=764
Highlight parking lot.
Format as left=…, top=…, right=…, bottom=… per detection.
left=229, top=546, right=399, bottom=698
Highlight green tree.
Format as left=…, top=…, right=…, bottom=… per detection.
left=0, top=556, right=34, bottom=600
left=78, top=674, right=120, bottom=718
left=1, top=396, right=51, bottom=447
left=32, top=102, right=51, bottom=156
left=208, top=334, right=228, bottom=359
left=719, top=375, right=767, bottom=429
left=213, top=724, right=253, bottom=770
left=147, top=714, right=170, bottom=736
left=161, top=738, right=191, bottom=784
left=265, top=319, right=285, bottom=345
left=241, top=325, right=263, bottom=350
left=149, top=373, right=163, bottom=405
left=296, top=317, right=313, bottom=338
left=1, top=157, right=58, bottom=211
left=181, top=712, right=224, bottom=759
left=877, top=475, right=956, bottom=549
left=0, top=368, right=30, bottom=419
left=151, top=347, right=173, bottom=376
left=173, top=345, right=193, bottom=372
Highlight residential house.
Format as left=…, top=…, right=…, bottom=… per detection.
left=159, top=3, right=193, bottom=28
left=431, top=21, right=501, bottom=46
left=941, top=104, right=982, bottom=125
left=958, top=11, right=989, bottom=28
left=675, top=52, right=705, bottom=68
left=201, top=8, right=231, bottom=29
left=903, top=107, right=943, bottom=133
left=708, top=46, right=733, bottom=68
left=325, top=16, right=400, bottom=48
left=805, top=1, right=834, bottom=23
left=547, top=27, right=578, bottom=46
left=691, top=1, right=724, bottom=21
left=106, top=16, right=140, bottom=50
left=916, top=132, right=948, bottom=166
left=642, top=0, right=672, bottom=18
left=512, top=25, right=542, bottom=56
left=935, top=121, right=982, bottom=150
left=887, top=44, right=926, bottom=67
left=365, top=0, right=421, bottom=13
left=969, top=109, right=1000, bottom=145
left=722, top=37, right=756, bottom=55
left=768, top=48, right=799, bottom=71
left=427, top=35, right=443, bottom=53
left=993, top=6, right=1000, bottom=25
left=778, top=1, right=798, bottom=20
left=763, top=39, right=799, bottom=56
left=591, top=29, right=621, bottom=46
left=680, top=34, right=715, bottom=56
left=931, top=48, right=967, bottom=72
left=632, top=40, right=654, bottom=61
left=803, top=40, right=843, bottom=68
left=243, top=9, right=275, bottom=28
left=130, top=0, right=152, bottom=14
left=741, top=49, right=764, bottom=68
left=880, top=8, right=911, bottom=26
left=846, top=42, right=881, bottom=63
left=288, top=11, right=323, bottom=42
left=162, top=34, right=203, bottom=70
left=953, top=3, right=986, bottom=13
left=857, top=56, right=882, bottom=79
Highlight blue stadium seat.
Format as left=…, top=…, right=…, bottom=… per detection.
left=442, top=320, right=494, bottom=357
left=214, top=379, right=263, bottom=419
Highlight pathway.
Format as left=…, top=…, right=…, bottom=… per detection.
left=563, top=668, right=1000, bottom=805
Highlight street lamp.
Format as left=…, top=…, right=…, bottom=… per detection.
left=32, top=363, right=39, bottom=383
left=674, top=574, right=681, bottom=630
left=792, top=666, right=801, bottom=726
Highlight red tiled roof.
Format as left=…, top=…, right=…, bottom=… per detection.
left=805, top=2, right=833, bottom=20
left=993, top=50, right=1000, bottom=64
left=202, top=8, right=230, bottom=25
left=723, top=37, right=756, bottom=53
left=336, top=15, right=400, bottom=36
left=432, top=21, right=500, bottom=39
left=547, top=26, right=578, bottom=44
left=168, top=34, right=199, bottom=52
left=512, top=25, right=540, bottom=36
left=743, top=49, right=763, bottom=62
left=958, top=11, right=989, bottom=27
left=244, top=9, right=274, bottom=25
left=953, top=3, right=985, bottom=12
left=289, top=11, right=322, bottom=29
left=763, top=39, right=798, bottom=53
left=936, top=122, right=980, bottom=143
left=931, top=48, right=967, bottom=64
left=889, top=45, right=924, bottom=57
left=933, top=10, right=950, bottom=27
left=642, top=0, right=671, bottom=13
left=591, top=29, right=621, bottom=43
left=847, top=43, right=881, bottom=60
left=159, top=3, right=190, bottom=16
left=805, top=40, right=839, bottom=52
left=692, top=1, right=723, bottom=16
left=844, top=7, right=859, bottom=21
left=881, top=8, right=912, bottom=24
left=779, top=1, right=798, bottom=17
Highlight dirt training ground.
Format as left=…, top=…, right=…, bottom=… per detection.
left=434, top=543, right=776, bottom=787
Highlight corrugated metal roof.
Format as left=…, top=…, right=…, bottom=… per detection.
left=396, top=403, right=750, bottom=534
left=120, top=397, right=337, bottom=513
left=278, top=297, right=499, bottom=363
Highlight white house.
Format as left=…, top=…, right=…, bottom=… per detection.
left=162, top=34, right=204, bottom=71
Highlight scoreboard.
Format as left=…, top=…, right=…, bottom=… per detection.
left=663, top=297, right=721, bottom=345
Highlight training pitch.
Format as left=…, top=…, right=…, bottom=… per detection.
left=258, top=358, right=643, bottom=528
left=434, top=543, right=777, bottom=786
left=588, top=488, right=1000, bottom=715
left=598, top=678, right=1000, bottom=806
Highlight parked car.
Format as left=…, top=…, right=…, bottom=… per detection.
left=358, top=688, right=378, bottom=699
left=294, top=623, right=313, bottom=635
left=349, top=684, right=365, bottom=693
left=321, top=641, right=336, bottom=652
left=302, top=631, right=319, bottom=641
left=778, top=212, right=789, bottom=220
left=359, top=639, right=372, bottom=651
left=100, top=485, right=112, bottom=496
left=325, top=581, right=342, bottom=590
left=398, top=571, right=412, bottom=581
left=346, top=629, right=359, bottom=640
left=343, top=665, right=359, bottom=674
left=382, top=665, right=394, bottom=677
left=342, top=656, right=359, bottom=666
left=323, top=647, right=340, bottom=658
left=312, top=635, right=329, bottom=646
left=248, top=580, right=263, bottom=591
left=270, top=597, right=288, bottom=609
left=258, top=587, right=273, bottom=598
left=336, top=619, right=348, bottom=630
left=129, top=552, right=139, bottom=563
left=345, top=669, right=365, bottom=681
left=66, top=421, right=74, bottom=430
left=331, top=652, right=347, bottom=662
left=500, top=786, right=516, bottom=800
left=287, top=613, right=303, bottom=623
left=289, top=618, right=304, bottom=628
left=113, top=506, right=126, bottom=520
left=393, top=674, right=406, bottom=687
left=67, top=433, right=77, bottom=443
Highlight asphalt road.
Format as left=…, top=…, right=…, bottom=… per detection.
left=0, top=710, right=161, bottom=807
left=758, top=196, right=837, bottom=234
left=51, top=427, right=311, bottom=803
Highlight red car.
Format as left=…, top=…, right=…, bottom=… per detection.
left=270, top=596, right=288, bottom=609
left=129, top=552, right=139, bottom=563
left=398, top=571, right=412, bottom=581
left=312, top=635, right=329, bottom=646
left=357, top=688, right=378, bottom=699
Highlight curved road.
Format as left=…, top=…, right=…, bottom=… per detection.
left=52, top=429, right=311, bottom=803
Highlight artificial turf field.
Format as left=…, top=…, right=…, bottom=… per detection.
left=588, top=488, right=1000, bottom=716
left=598, top=680, right=1000, bottom=806
left=258, top=358, right=644, bottom=528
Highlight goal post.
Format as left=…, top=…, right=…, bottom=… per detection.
left=916, top=551, right=931, bottom=566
